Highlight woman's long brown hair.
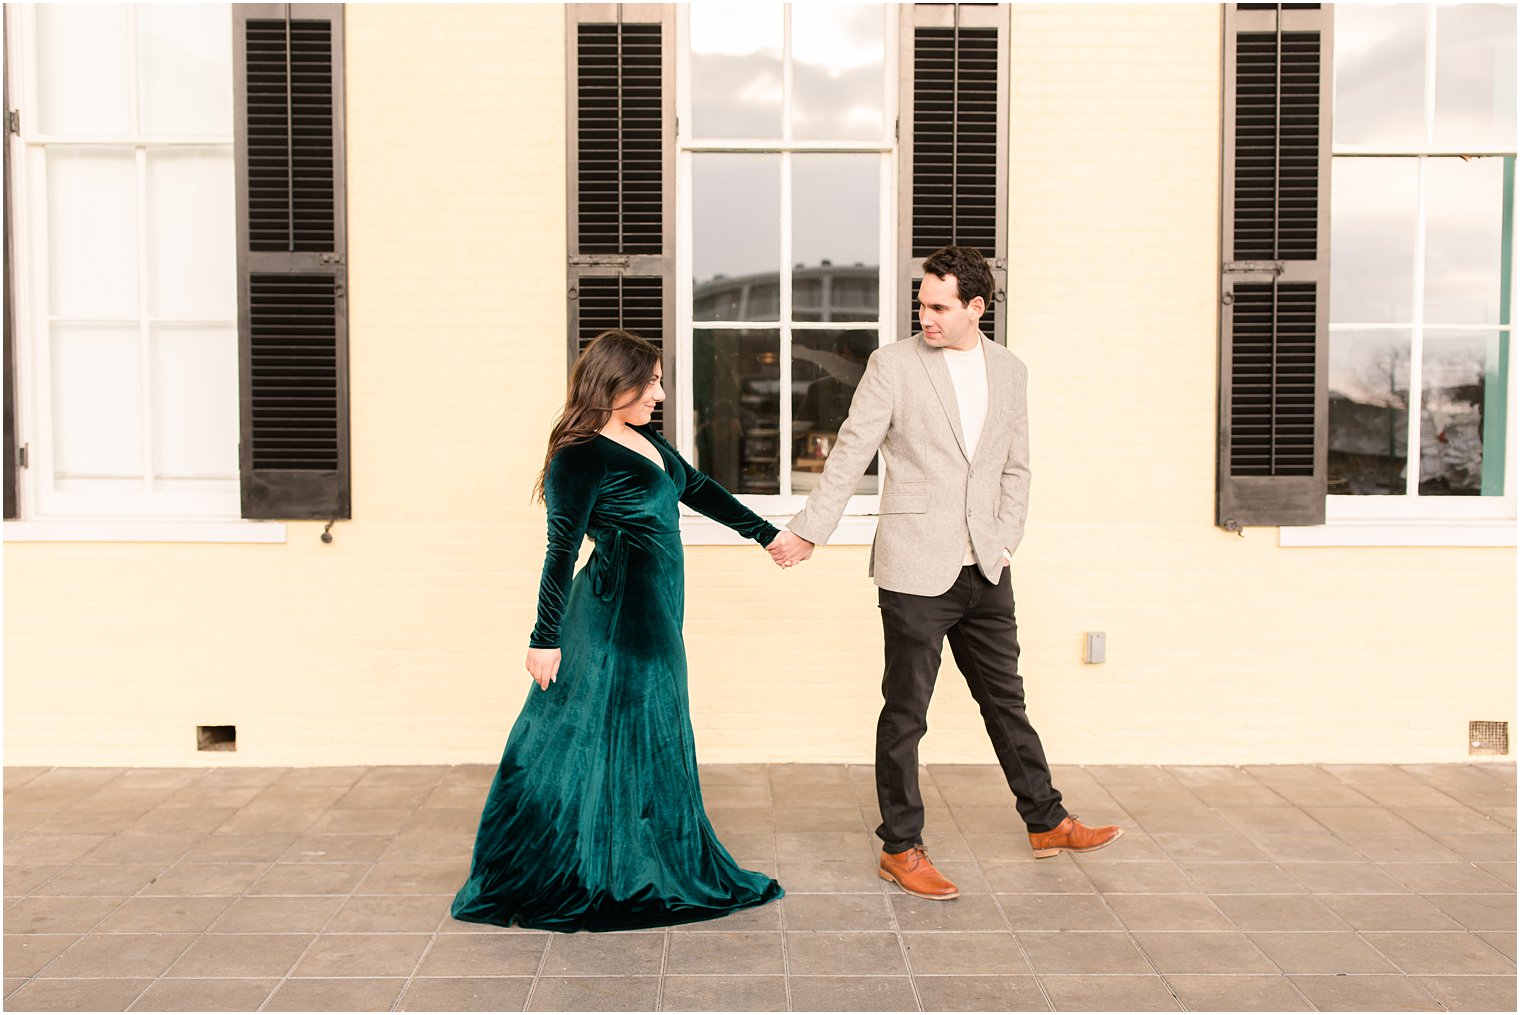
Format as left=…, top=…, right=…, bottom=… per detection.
left=534, top=329, right=662, bottom=503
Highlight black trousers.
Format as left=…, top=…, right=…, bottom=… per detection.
left=875, top=565, right=1067, bottom=853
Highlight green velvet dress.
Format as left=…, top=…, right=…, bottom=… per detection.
left=451, top=424, right=784, bottom=932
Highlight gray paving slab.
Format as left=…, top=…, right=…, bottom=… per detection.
left=3, top=762, right=1513, bottom=1011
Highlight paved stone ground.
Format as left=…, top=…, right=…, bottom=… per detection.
left=2, top=762, right=1514, bottom=1011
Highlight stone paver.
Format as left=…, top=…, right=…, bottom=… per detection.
left=3, top=762, right=1514, bottom=1011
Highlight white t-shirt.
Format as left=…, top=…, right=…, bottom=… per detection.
left=942, top=342, right=989, bottom=565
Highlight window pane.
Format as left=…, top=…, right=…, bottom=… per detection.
left=35, top=5, right=133, bottom=135
left=152, top=325, right=238, bottom=480
left=693, top=329, right=780, bottom=494
left=138, top=5, right=234, bottom=137
left=1434, top=4, right=1517, bottom=151
left=792, top=5, right=885, bottom=141
left=1419, top=331, right=1496, bottom=496
left=147, top=148, right=236, bottom=319
left=47, top=147, right=139, bottom=320
left=1328, top=330, right=1411, bottom=495
left=1330, top=158, right=1418, bottom=323
left=1424, top=157, right=1505, bottom=325
left=690, top=4, right=782, bottom=139
left=51, top=323, right=143, bottom=480
left=1334, top=5, right=1428, bottom=148
left=793, top=154, right=880, bottom=322
left=792, top=329, right=878, bottom=495
left=693, top=154, right=780, bottom=321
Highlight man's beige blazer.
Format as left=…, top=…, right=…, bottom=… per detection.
left=787, top=333, right=1031, bottom=597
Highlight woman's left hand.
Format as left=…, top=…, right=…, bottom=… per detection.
left=526, top=647, right=561, bottom=690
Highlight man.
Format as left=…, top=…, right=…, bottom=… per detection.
left=768, top=246, right=1122, bottom=901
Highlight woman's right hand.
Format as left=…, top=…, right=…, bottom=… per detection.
left=526, top=647, right=561, bottom=690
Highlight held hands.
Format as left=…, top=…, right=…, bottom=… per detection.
left=766, top=530, right=815, bottom=569
left=526, top=647, right=561, bottom=690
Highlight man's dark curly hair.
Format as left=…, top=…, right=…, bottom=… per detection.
left=921, top=245, right=993, bottom=308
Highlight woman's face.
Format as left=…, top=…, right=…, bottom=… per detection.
left=610, top=362, right=665, bottom=428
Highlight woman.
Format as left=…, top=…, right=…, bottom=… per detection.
left=451, top=329, right=784, bottom=932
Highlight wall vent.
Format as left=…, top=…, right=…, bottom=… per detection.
left=198, top=725, right=237, bottom=752
left=1468, top=721, right=1509, bottom=756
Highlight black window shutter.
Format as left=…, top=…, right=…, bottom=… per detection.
left=568, top=8, right=674, bottom=436
left=1218, top=4, right=1331, bottom=528
left=234, top=4, right=349, bottom=520
left=900, top=4, right=1009, bottom=345
left=3, top=64, right=17, bottom=520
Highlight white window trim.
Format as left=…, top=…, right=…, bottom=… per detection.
left=1326, top=3, right=1517, bottom=528
left=674, top=4, right=897, bottom=524
left=7, top=4, right=243, bottom=525
left=4, top=520, right=286, bottom=544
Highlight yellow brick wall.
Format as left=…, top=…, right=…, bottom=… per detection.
left=4, top=5, right=1514, bottom=768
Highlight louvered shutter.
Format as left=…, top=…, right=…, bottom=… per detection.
left=899, top=4, right=1009, bottom=345
left=3, top=78, right=16, bottom=521
left=234, top=5, right=349, bottom=520
left=567, top=6, right=674, bottom=435
left=1218, top=4, right=1331, bottom=528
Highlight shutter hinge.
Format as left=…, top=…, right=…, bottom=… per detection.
left=1223, top=260, right=1284, bottom=275
left=895, top=116, right=900, bottom=142
left=5, top=110, right=19, bottom=135
left=568, top=254, right=631, bottom=268
left=16, top=443, right=28, bottom=470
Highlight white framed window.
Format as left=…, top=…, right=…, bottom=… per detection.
left=8, top=4, right=241, bottom=521
left=675, top=3, right=895, bottom=528
left=1326, top=3, right=1516, bottom=526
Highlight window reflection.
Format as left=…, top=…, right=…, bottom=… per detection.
left=1424, top=157, right=1505, bottom=325
left=690, top=4, right=782, bottom=138
left=685, top=5, right=888, bottom=499
left=1330, top=158, right=1417, bottom=323
left=1334, top=4, right=1428, bottom=147
left=36, top=5, right=133, bottom=135
left=1328, top=331, right=1412, bottom=496
left=793, top=153, right=880, bottom=322
left=792, top=330, right=878, bottom=494
left=1434, top=5, right=1517, bottom=150
left=1419, top=332, right=1493, bottom=495
left=1329, top=4, right=1515, bottom=500
left=137, top=5, right=235, bottom=136
left=693, top=329, right=781, bottom=494
left=692, top=153, right=780, bottom=320
left=792, top=5, right=885, bottom=140
left=791, top=266, right=878, bottom=323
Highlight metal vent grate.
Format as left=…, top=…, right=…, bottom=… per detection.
left=248, top=274, right=340, bottom=470
left=245, top=19, right=336, bottom=252
left=911, top=26, right=998, bottom=257
left=1229, top=282, right=1316, bottom=476
left=577, top=275, right=664, bottom=428
left=577, top=23, right=663, bottom=255
left=1233, top=31, right=1320, bottom=260
left=1469, top=721, right=1509, bottom=756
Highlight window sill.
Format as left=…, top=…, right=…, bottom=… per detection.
left=3, top=520, right=288, bottom=543
left=1277, top=520, right=1516, bottom=548
left=680, top=512, right=878, bottom=546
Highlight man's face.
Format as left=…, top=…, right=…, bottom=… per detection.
left=917, top=273, right=984, bottom=351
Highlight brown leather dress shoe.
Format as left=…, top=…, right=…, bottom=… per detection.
left=1028, top=815, right=1124, bottom=858
left=878, top=845, right=959, bottom=900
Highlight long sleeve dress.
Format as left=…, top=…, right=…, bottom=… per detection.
left=450, top=424, right=784, bottom=932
